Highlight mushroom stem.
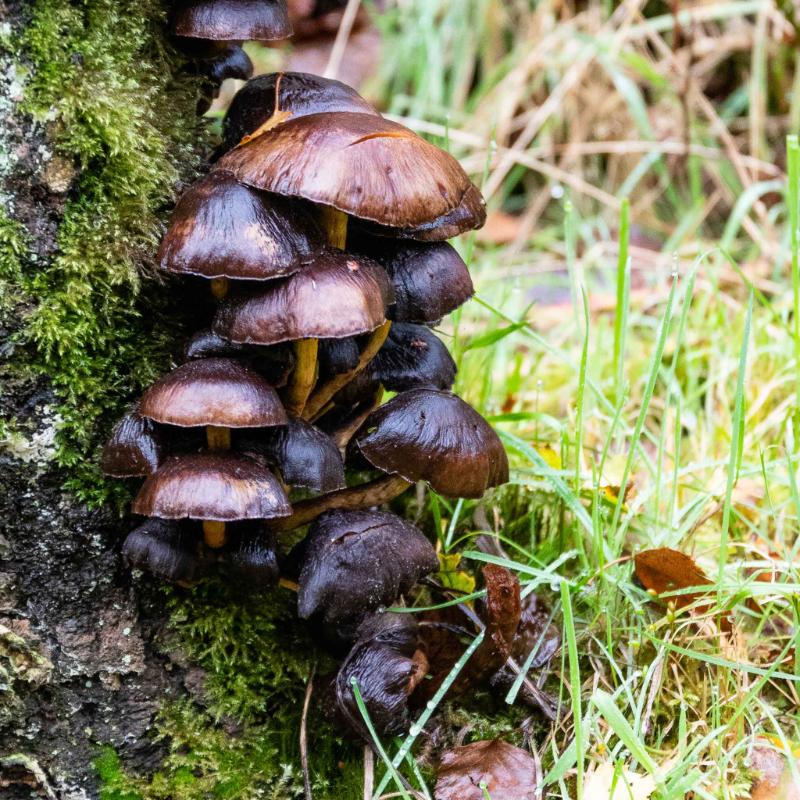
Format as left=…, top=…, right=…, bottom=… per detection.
left=279, top=577, right=299, bottom=592
left=318, top=205, right=348, bottom=249
left=210, top=277, right=230, bottom=299
left=304, top=321, right=391, bottom=420
left=270, top=474, right=412, bottom=531
left=206, top=425, right=231, bottom=450
left=285, top=338, right=319, bottom=415
left=202, top=520, right=227, bottom=549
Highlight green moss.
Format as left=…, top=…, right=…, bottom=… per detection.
left=0, top=207, right=27, bottom=320
left=13, top=0, right=205, bottom=504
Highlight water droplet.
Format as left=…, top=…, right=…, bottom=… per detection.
left=426, top=701, right=436, bottom=710
left=551, top=184, right=564, bottom=199
left=409, top=724, right=422, bottom=736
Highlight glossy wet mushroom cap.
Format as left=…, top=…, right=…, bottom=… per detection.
left=158, top=171, right=324, bottom=281
left=212, top=250, right=392, bottom=345
left=170, top=0, right=293, bottom=42
left=335, top=613, right=427, bottom=739
left=101, top=411, right=164, bottom=477
left=353, top=388, right=509, bottom=498
left=132, top=452, right=291, bottom=521
left=222, top=71, right=380, bottom=151
left=318, top=336, right=361, bottom=378
left=205, top=44, right=253, bottom=83
left=372, top=324, right=457, bottom=392
left=354, top=239, right=473, bottom=324
left=217, top=112, right=485, bottom=229
left=298, top=510, right=438, bottom=626
left=140, top=358, right=287, bottom=429
left=237, top=418, right=346, bottom=493
left=122, top=518, right=210, bottom=584
left=226, top=526, right=280, bottom=587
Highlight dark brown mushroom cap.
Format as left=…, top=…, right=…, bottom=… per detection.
left=139, top=358, right=287, bottom=429
left=298, top=510, right=438, bottom=625
left=222, top=72, right=380, bottom=152
left=335, top=613, right=421, bottom=739
left=354, top=389, right=509, bottom=498
left=205, top=44, right=253, bottom=83
left=226, top=526, right=280, bottom=587
left=237, top=418, right=345, bottom=493
left=170, top=0, right=292, bottom=42
left=122, top=518, right=210, bottom=583
left=158, top=172, right=324, bottom=281
left=354, top=240, right=474, bottom=324
left=372, top=324, right=456, bottom=392
left=217, top=112, right=484, bottom=228
left=318, top=336, right=362, bottom=378
left=212, top=250, right=392, bottom=345
left=351, top=185, right=486, bottom=242
left=101, top=411, right=163, bottom=477
left=132, top=453, right=291, bottom=521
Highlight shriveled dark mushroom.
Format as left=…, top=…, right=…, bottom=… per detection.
left=334, top=613, right=426, bottom=739
left=222, top=71, right=380, bottom=151
left=122, top=518, right=210, bottom=585
left=101, top=411, right=164, bottom=477
left=317, top=336, right=362, bottom=378
left=353, top=239, right=474, bottom=324
left=132, top=452, right=291, bottom=549
left=237, top=417, right=345, bottom=492
left=225, top=525, right=280, bottom=587
left=158, top=171, right=324, bottom=292
left=170, top=0, right=293, bottom=42
left=204, top=43, right=253, bottom=84
left=297, top=509, right=438, bottom=626
left=371, top=324, right=457, bottom=392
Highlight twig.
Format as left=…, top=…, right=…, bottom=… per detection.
left=363, top=746, right=374, bottom=800
left=323, top=0, right=362, bottom=81
left=301, top=665, right=316, bottom=800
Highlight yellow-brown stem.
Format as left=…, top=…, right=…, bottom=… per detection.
left=279, top=577, right=299, bottom=592
left=202, top=520, right=227, bottom=549
left=270, top=474, right=412, bottom=531
left=304, top=321, right=391, bottom=420
left=210, top=277, right=230, bottom=299
left=285, top=338, right=319, bottom=415
left=206, top=425, right=231, bottom=451
left=318, top=205, right=348, bottom=249
left=330, top=385, right=385, bottom=451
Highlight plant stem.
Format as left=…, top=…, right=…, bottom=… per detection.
left=286, top=339, right=319, bottom=415
left=203, top=426, right=230, bottom=547
left=270, top=474, right=412, bottom=531
left=210, top=277, right=229, bottom=299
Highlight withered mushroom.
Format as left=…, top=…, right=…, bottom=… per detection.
left=225, top=525, right=280, bottom=587
left=334, top=613, right=426, bottom=739
left=170, top=0, right=292, bottom=42
left=222, top=71, right=380, bottom=151
left=158, top=171, right=325, bottom=293
left=122, top=518, right=210, bottom=585
left=371, top=324, right=457, bottom=392
left=132, top=452, right=290, bottom=549
left=297, top=509, right=438, bottom=626
left=101, top=411, right=164, bottom=477
left=238, top=416, right=345, bottom=492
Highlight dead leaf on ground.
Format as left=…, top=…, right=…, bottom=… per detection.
left=749, top=742, right=800, bottom=800
left=584, top=762, right=657, bottom=800
left=633, top=547, right=731, bottom=632
left=476, top=210, right=525, bottom=245
left=435, top=740, right=540, bottom=800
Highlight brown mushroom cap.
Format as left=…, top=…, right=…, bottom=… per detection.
left=372, top=324, right=457, bottom=392
left=353, top=239, right=474, bottom=324
left=353, top=389, right=509, bottom=498
left=132, top=452, right=291, bottom=521
left=122, top=518, right=211, bottom=584
left=139, top=358, right=287, bottom=429
left=101, top=411, right=164, bottom=477
left=217, top=112, right=485, bottom=229
left=222, top=72, right=380, bottom=152
left=171, top=0, right=292, bottom=42
left=212, top=250, right=392, bottom=345
left=158, top=171, right=324, bottom=281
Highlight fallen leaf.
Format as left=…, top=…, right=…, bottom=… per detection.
left=536, top=444, right=561, bottom=470
left=435, top=740, right=539, bottom=800
left=584, top=762, right=657, bottom=800
left=475, top=210, right=524, bottom=245
left=749, top=743, right=800, bottom=800
left=437, top=552, right=476, bottom=596
left=633, top=547, right=731, bottom=631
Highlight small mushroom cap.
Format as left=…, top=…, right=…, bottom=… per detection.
left=238, top=417, right=345, bottom=492
left=140, top=358, right=287, bottom=429
left=170, top=0, right=292, bottom=42
left=335, top=613, right=422, bottom=739
left=298, top=510, right=438, bottom=625
left=217, top=112, right=485, bottom=228
left=354, top=389, right=509, bottom=498
left=318, top=336, right=362, bottom=378
left=205, top=44, right=254, bottom=83
left=222, top=71, right=380, bottom=151
left=158, top=171, right=324, bottom=281
left=372, top=324, right=456, bottom=392
left=122, top=518, right=210, bottom=583
left=101, top=411, right=164, bottom=477
left=226, top=526, right=280, bottom=587
left=132, top=452, right=291, bottom=521
left=355, top=240, right=474, bottom=324
left=212, top=250, right=392, bottom=345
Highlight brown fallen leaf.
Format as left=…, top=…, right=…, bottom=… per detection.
left=435, top=740, right=539, bottom=800
left=475, top=210, right=524, bottom=245
left=749, top=742, right=800, bottom=800
left=633, top=547, right=731, bottom=632
left=584, top=762, right=657, bottom=800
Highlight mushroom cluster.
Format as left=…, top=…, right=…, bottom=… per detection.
left=103, top=65, right=509, bottom=735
